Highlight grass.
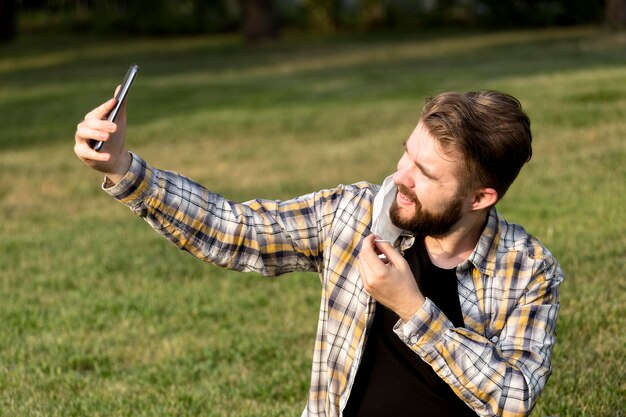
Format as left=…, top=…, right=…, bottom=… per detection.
left=0, top=26, right=625, bottom=416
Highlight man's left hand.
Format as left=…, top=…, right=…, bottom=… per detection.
left=359, top=234, right=425, bottom=322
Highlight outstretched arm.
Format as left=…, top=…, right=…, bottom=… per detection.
left=102, top=155, right=359, bottom=276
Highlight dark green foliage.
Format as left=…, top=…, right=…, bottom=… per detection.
left=476, top=0, right=605, bottom=27
left=15, top=0, right=609, bottom=36
left=0, top=0, right=18, bottom=41
left=19, top=0, right=240, bottom=35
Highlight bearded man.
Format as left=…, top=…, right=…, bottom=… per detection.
left=75, top=90, right=563, bottom=417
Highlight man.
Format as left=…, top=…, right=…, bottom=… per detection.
left=74, top=90, right=563, bottom=417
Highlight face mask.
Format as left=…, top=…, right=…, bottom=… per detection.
left=371, top=175, right=403, bottom=245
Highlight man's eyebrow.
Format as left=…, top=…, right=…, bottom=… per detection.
left=402, top=140, right=438, bottom=180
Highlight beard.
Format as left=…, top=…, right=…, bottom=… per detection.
left=389, top=184, right=465, bottom=237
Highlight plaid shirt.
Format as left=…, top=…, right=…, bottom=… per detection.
left=105, top=153, right=563, bottom=417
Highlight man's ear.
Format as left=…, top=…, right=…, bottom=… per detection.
left=470, top=187, right=498, bottom=211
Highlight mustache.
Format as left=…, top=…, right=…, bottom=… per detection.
left=396, top=184, right=419, bottom=204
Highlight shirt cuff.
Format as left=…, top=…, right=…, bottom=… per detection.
left=102, top=152, right=154, bottom=216
left=393, top=297, right=454, bottom=355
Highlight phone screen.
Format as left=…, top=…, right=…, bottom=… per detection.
left=93, top=64, right=139, bottom=152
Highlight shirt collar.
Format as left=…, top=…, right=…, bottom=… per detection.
left=461, top=206, right=500, bottom=277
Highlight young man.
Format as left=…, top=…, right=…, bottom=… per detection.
left=74, top=90, right=563, bottom=417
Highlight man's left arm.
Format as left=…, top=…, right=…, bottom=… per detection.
left=360, top=235, right=563, bottom=417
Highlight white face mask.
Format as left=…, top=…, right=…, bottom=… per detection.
left=371, top=175, right=403, bottom=245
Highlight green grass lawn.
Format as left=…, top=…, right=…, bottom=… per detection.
left=0, top=26, right=624, bottom=416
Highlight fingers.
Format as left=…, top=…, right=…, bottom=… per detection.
left=361, top=234, right=409, bottom=273
left=84, top=97, right=117, bottom=121
left=75, top=118, right=117, bottom=162
left=83, top=85, right=121, bottom=121
left=76, top=118, right=117, bottom=140
left=78, top=118, right=117, bottom=134
left=75, top=125, right=109, bottom=145
left=360, top=234, right=391, bottom=272
left=74, top=89, right=127, bottom=173
left=359, top=234, right=424, bottom=320
left=372, top=237, right=405, bottom=265
left=74, top=140, right=111, bottom=163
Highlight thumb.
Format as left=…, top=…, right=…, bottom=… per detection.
left=373, top=237, right=404, bottom=265
left=84, top=97, right=116, bottom=121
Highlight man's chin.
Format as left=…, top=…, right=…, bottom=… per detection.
left=389, top=202, right=416, bottom=231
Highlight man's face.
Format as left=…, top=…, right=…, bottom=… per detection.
left=389, top=122, right=469, bottom=237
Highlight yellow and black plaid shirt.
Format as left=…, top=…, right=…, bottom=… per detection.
left=105, top=153, right=563, bottom=417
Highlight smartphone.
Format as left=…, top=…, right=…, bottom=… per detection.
left=92, top=64, right=139, bottom=152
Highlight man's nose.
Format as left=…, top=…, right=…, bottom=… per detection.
left=393, top=159, right=414, bottom=188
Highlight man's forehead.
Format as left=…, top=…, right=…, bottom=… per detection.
left=407, top=122, right=463, bottom=166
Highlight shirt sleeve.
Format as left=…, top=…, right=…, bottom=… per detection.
left=103, top=152, right=345, bottom=276
left=393, top=257, right=563, bottom=417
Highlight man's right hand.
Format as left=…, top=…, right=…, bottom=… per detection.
left=74, top=89, right=132, bottom=184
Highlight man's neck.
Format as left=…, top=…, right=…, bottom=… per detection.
left=423, top=210, right=489, bottom=270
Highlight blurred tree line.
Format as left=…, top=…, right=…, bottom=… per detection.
left=1, top=0, right=624, bottom=42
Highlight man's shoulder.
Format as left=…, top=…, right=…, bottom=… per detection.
left=473, top=208, right=560, bottom=277
left=350, top=181, right=381, bottom=196
left=338, top=181, right=380, bottom=194
left=303, top=182, right=380, bottom=228
left=312, top=181, right=380, bottom=202
left=495, top=212, right=550, bottom=258
left=492, top=210, right=562, bottom=278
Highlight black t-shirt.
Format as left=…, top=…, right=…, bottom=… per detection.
left=343, top=237, right=477, bottom=417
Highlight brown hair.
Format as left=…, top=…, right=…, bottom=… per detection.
left=421, top=90, right=532, bottom=200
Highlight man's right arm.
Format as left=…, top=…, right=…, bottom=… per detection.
left=74, top=97, right=344, bottom=276
left=102, top=152, right=339, bottom=276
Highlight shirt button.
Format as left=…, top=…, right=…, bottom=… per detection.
left=410, top=336, right=418, bottom=344
left=490, top=335, right=499, bottom=343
